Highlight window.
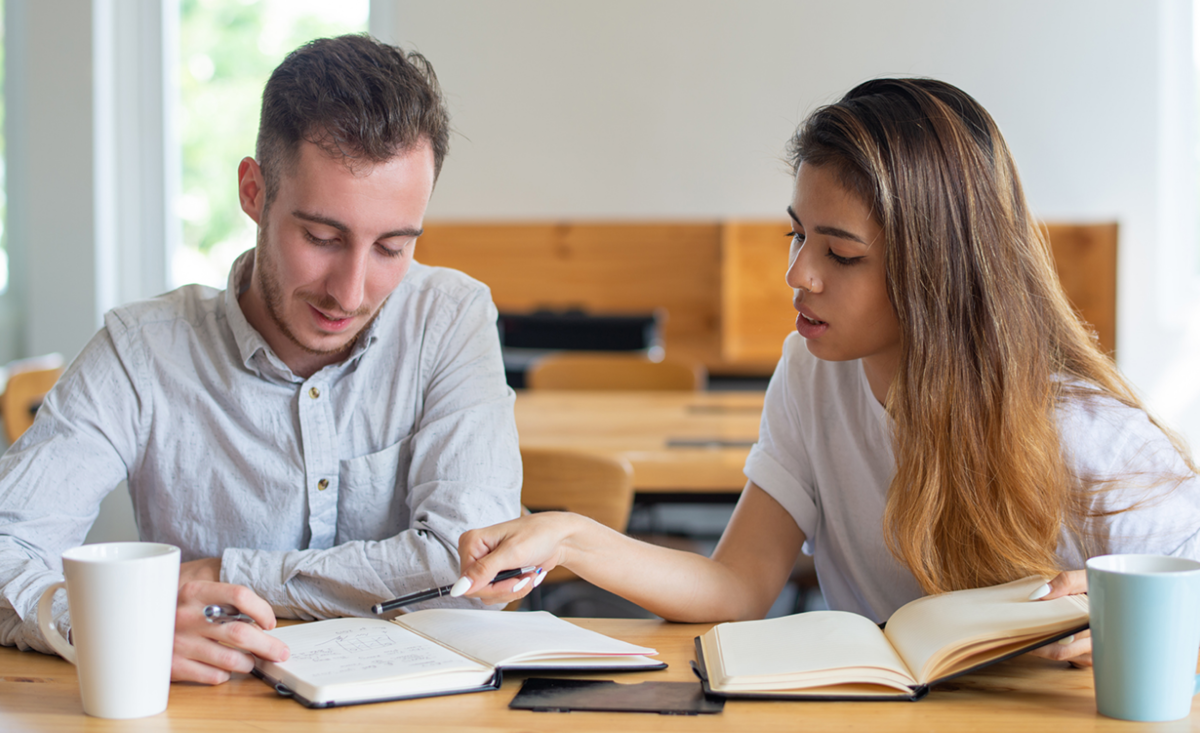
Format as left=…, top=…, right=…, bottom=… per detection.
left=0, top=0, right=7, bottom=295
left=173, top=0, right=368, bottom=289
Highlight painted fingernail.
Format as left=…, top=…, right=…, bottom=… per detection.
left=513, top=576, right=531, bottom=592
left=533, top=569, right=547, bottom=588
left=1057, top=635, right=1075, bottom=645
left=1028, top=583, right=1051, bottom=601
left=449, top=576, right=472, bottom=597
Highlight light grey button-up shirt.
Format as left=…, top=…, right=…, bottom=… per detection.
left=0, top=251, right=522, bottom=653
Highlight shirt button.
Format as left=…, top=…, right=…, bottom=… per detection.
left=317, top=478, right=329, bottom=491
left=309, top=387, right=321, bottom=399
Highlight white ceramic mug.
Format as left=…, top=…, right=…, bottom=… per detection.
left=37, top=542, right=180, bottom=719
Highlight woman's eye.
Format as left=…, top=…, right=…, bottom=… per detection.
left=785, top=230, right=805, bottom=245
left=826, top=250, right=862, bottom=267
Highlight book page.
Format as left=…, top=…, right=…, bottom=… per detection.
left=261, top=618, right=490, bottom=692
left=884, top=576, right=1089, bottom=683
left=706, top=611, right=916, bottom=691
left=395, top=609, right=657, bottom=666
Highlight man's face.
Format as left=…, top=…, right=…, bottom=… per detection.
left=238, top=139, right=436, bottom=375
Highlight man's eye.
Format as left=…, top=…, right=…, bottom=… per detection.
left=304, top=231, right=335, bottom=245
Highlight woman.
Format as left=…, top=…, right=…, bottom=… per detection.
left=451, top=79, right=1200, bottom=664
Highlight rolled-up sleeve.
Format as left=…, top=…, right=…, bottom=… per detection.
left=0, top=328, right=143, bottom=651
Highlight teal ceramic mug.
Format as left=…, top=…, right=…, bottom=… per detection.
left=1087, top=554, right=1200, bottom=722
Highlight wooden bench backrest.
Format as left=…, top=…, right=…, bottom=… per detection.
left=417, top=220, right=1117, bottom=375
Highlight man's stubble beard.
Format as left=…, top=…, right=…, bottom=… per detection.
left=255, top=224, right=382, bottom=358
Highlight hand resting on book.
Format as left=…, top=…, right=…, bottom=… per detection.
left=171, top=558, right=290, bottom=684
left=1026, top=569, right=1091, bottom=667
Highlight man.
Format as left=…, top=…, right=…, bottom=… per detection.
left=0, top=35, right=522, bottom=684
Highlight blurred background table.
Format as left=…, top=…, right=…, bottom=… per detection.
left=513, top=390, right=764, bottom=500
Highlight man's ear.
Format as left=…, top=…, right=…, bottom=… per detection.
left=238, top=157, right=266, bottom=225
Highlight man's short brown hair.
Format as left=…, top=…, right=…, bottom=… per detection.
left=256, top=34, right=450, bottom=212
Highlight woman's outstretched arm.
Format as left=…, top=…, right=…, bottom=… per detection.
left=455, top=482, right=806, bottom=622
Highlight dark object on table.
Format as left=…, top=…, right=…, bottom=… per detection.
left=509, top=677, right=724, bottom=715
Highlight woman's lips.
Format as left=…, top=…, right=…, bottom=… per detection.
left=795, top=306, right=828, bottom=339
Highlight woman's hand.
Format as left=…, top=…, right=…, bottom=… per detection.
left=454, top=512, right=583, bottom=605
left=1027, top=569, right=1091, bottom=667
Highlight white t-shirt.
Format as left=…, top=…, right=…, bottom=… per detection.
left=744, top=333, right=1200, bottom=623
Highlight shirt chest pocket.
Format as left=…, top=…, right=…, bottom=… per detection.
left=336, top=435, right=414, bottom=542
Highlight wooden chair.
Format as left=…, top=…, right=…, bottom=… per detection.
left=514, top=448, right=635, bottom=612
left=1, top=357, right=64, bottom=445
left=526, top=352, right=706, bottom=391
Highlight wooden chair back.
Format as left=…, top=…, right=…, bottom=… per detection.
left=526, top=352, right=705, bottom=391
left=1, top=366, right=64, bottom=444
left=519, top=447, right=634, bottom=586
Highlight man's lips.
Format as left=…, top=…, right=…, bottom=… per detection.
left=308, top=304, right=357, bottom=331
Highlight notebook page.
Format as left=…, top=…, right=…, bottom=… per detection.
left=396, top=609, right=656, bottom=666
left=712, top=611, right=914, bottom=682
left=263, top=617, right=489, bottom=689
left=884, top=576, right=1089, bottom=683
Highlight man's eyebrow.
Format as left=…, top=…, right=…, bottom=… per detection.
left=786, top=206, right=868, bottom=245
left=292, top=210, right=423, bottom=239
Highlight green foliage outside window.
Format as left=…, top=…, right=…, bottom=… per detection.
left=177, top=0, right=366, bottom=285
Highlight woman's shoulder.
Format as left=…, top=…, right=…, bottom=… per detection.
left=1056, top=384, right=1193, bottom=481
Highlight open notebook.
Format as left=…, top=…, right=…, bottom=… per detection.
left=694, top=576, right=1089, bottom=701
left=253, top=609, right=664, bottom=708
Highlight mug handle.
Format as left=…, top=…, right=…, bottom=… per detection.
left=37, top=581, right=76, bottom=664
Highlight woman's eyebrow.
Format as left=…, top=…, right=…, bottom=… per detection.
left=787, top=206, right=868, bottom=245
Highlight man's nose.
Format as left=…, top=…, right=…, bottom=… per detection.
left=326, top=247, right=369, bottom=313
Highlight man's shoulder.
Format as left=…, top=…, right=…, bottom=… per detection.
left=397, top=261, right=492, bottom=305
left=104, top=283, right=224, bottom=338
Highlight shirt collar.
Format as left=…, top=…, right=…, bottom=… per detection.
left=222, top=248, right=386, bottom=381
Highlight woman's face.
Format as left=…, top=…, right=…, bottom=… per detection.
left=786, top=162, right=901, bottom=379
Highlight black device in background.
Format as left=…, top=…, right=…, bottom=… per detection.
left=498, top=309, right=663, bottom=388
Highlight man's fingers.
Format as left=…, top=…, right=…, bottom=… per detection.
left=172, top=580, right=289, bottom=686
left=171, top=655, right=232, bottom=685
left=211, top=617, right=290, bottom=662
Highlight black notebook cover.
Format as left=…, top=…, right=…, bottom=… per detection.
left=510, top=677, right=724, bottom=715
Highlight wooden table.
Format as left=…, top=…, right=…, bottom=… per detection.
left=3, top=618, right=1192, bottom=732
left=514, top=390, right=764, bottom=496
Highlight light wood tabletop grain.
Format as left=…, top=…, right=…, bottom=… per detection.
left=4, top=617, right=1190, bottom=732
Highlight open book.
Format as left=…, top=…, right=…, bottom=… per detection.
left=694, top=576, right=1088, bottom=701
left=253, top=609, right=664, bottom=708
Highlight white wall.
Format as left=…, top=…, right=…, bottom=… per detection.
left=378, top=0, right=1200, bottom=450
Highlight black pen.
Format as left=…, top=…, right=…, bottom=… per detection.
left=371, top=567, right=539, bottom=615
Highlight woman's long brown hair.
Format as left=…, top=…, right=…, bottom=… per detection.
left=789, top=78, right=1195, bottom=594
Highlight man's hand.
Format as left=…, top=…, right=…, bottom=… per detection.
left=1027, top=569, right=1092, bottom=667
left=172, top=558, right=289, bottom=684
